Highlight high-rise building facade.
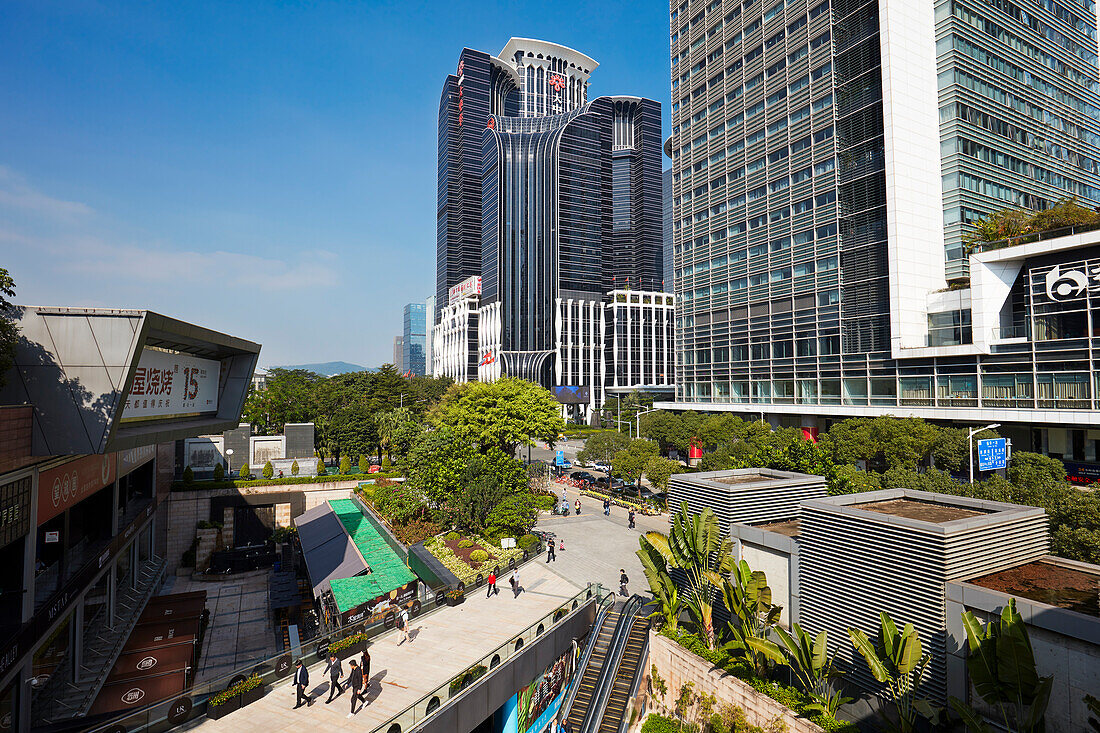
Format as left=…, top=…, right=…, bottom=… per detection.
left=392, top=335, right=404, bottom=373
left=425, top=295, right=436, bottom=376
left=434, top=38, right=674, bottom=418
left=667, top=0, right=1100, bottom=461
left=403, top=302, right=427, bottom=376
left=663, top=166, right=675, bottom=289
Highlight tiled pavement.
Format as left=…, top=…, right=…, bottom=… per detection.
left=163, top=570, right=279, bottom=684
left=187, top=562, right=583, bottom=731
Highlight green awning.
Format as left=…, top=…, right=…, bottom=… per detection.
left=327, top=499, right=417, bottom=613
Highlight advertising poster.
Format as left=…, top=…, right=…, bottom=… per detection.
left=517, top=650, right=574, bottom=733
left=340, top=580, right=420, bottom=627
left=122, top=349, right=220, bottom=420
left=183, top=437, right=223, bottom=472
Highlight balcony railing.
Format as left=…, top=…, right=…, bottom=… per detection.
left=970, top=221, right=1100, bottom=253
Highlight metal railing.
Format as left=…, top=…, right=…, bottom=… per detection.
left=970, top=221, right=1100, bottom=253
left=366, top=583, right=607, bottom=733
left=581, top=595, right=645, bottom=733
left=84, top=536, right=557, bottom=733
left=557, top=595, right=616, bottom=723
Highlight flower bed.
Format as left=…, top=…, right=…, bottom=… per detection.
left=580, top=489, right=661, bottom=515
left=423, top=534, right=522, bottom=585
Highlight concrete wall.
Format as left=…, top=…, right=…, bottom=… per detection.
left=740, top=542, right=793, bottom=627
left=947, top=563, right=1100, bottom=733
left=645, top=631, right=825, bottom=733
left=165, top=479, right=360, bottom=570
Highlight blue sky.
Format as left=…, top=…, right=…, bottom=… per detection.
left=0, top=0, right=671, bottom=368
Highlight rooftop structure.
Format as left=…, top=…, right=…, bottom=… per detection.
left=798, top=488, right=1049, bottom=701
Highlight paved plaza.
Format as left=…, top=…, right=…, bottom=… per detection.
left=161, top=570, right=279, bottom=684
left=187, top=562, right=583, bottom=731
left=535, top=484, right=668, bottom=598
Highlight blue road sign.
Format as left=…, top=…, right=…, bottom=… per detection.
left=977, top=438, right=1007, bottom=471
left=555, top=450, right=565, bottom=466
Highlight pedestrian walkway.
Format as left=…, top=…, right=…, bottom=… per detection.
left=536, top=486, right=668, bottom=599
left=186, top=562, right=582, bottom=732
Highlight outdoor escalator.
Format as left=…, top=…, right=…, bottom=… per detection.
left=564, top=601, right=622, bottom=731
left=560, top=595, right=651, bottom=733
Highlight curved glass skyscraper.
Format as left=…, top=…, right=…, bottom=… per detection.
left=435, top=39, right=672, bottom=417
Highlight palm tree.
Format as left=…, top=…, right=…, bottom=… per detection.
left=639, top=501, right=732, bottom=649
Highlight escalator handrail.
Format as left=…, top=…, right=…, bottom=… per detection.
left=580, top=595, right=645, bottom=733
left=616, top=603, right=654, bottom=733
left=559, top=594, right=615, bottom=723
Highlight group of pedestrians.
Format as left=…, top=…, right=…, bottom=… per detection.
left=293, top=644, right=373, bottom=717
left=486, top=569, right=525, bottom=598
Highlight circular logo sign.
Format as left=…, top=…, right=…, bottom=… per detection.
left=166, top=696, right=192, bottom=725
left=136, top=656, right=157, bottom=671
left=51, top=477, right=62, bottom=508
left=275, top=654, right=292, bottom=677
left=121, top=688, right=145, bottom=706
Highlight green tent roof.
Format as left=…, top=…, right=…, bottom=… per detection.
left=327, top=499, right=417, bottom=613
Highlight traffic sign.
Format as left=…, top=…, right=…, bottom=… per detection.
left=977, top=438, right=1008, bottom=471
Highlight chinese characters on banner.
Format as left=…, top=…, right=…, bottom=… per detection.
left=122, top=349, right=220, bottom=419
left=38, top=454, right=117, bottom=525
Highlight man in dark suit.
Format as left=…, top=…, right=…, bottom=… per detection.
left=347, top=659, right=364, bottom=717
left=324, top=653, right=344, bottom=703
left=293, top=659, right=312, bottom=708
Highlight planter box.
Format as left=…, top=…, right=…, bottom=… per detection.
left=333, top=640, right=365, bottom=660
left=206, top=695, right=240, bottom=720
left=240, top=684, right=264, bottom=707
left=446, top=594, right=465, bottom=606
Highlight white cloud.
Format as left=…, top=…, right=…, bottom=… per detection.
left=0, top=165, right=94, bottom=218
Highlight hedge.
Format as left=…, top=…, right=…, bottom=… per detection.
left=171, top=472, right=403, bottom=492
left=580, top=489, right=661, bottom=515
left=640, top=714, right=684, bottom=733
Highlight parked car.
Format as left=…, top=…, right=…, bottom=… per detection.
left=596, top=476, right=625, bottom=491
left=571, top=471, right=596, bottom=483
left=573, top=458, right=591, bottom=468
left=593, top=463, right=611, bottom=473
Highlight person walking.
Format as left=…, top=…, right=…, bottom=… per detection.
left=619, top=568, right=629, bottom=597
left=546, top=541, right=556, bottom=563
left=603, top=498, right=610, bottom=516
left=487, top=571, right=498, bottom=597
left=347, top=659, right=364, bottom=717
left=628, top=509, right=636, bottom=529
left=399, top=605, right=411, bottom=644
left=360, top=647, right=371, bottom=696
left=574, top=499, right=581, bottom=516
left=324, top=653, right=344, bottom=703
left=510, top=570, right=523, bottom=598
left=293, top=659, right=312, bottom=708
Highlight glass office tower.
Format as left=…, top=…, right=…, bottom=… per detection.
left=403, top=302, right=426, bottom=376
left=435, top=39, right=674, bottom=417
left=668, top=0, right=1100, bottom=458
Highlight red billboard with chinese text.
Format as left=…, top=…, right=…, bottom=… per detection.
left=38, top=453, right=117, bottom=525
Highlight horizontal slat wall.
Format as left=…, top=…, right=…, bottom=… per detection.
left=668, top=473, right=826, bottom=540
left=799, top=501, right=1050, bottom=703
left=798, top=508, right=950, bottom=701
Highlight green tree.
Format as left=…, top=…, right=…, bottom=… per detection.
left=291, top=459, right=299, bottom=476
left=577, top=431, right=631, bottom=469
left=338, top=455, right=351, bottom=475
left=0, top=268, right=17, bottom=391
left=963, top=207, right=1033, bottom=251
left=315, top=458, right=325, bottom=476
left=613, top=439, right=659, bottom=496
left=640, top=502, right=732, bottom=649
left=358, top=455, right=368, bottom=474
left=242, top=368, right=322, bottom=435
left=720, top=560, right=784, bottom=679
left=262, top=461, right=274, bottom=479
left=404, top=427, right=479, bottom=508
left=445, top=449, right=530, bottom=534
left=435, top=377, right=565, bottom=454
left=644, top=456, right=680, bottom=493
left=772, top=623, right=851, bottom=716
left=948, top=598, right=1052, bottom=733
left=213, top=463, right=224, bottom=481
left=239, top=463, right=250, bottom=479
left=182, top=466, right=194, bottom=485
left=848, top=612, right=941, bottom=733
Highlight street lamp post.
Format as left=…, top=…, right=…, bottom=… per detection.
left=968, top=423, right=1000, bottom=483
left=225, top=448, right=234, bottom=475
left=635, top=407, right=659, bottom=440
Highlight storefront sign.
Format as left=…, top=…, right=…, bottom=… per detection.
left=37, top=454, right=117, bottom=526
left=448, top=275, right=482, bottom=304
left=122, top=349, right=220, bottom=420
left=118, top=445, right=157, bottom=477
left=44, top=531, right=59, bottom=544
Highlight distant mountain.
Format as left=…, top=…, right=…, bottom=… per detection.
left=271, top=361, right=373, bottom=376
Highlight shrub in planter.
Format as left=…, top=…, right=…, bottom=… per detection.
left=458, top=538, right=475, bottom=549
left=469, top=549, right=489, bottom=563
left=339, top=455, right=351, bottom=475
left=329, top=632, right=369, bottom=658
left=239, top=463, right=250, bottom=479
left=262, top=461, right=274, bottom=479
left=445, top=531, right=461, bottom=542
left=445, top=588, right=466, bottom=606
left=517, top=533, right=539, bottom=551
left=183, top=467, right=194, bottom=485
left=206, top=689, right=241, bottom=719
left=448, top=664, right=487, bottom=695
left=291, top=460, right=299, bottom=476
left=213, top=463, right=224, bottom=481
left=237, top=675, right=264, bottom=706
left=639, top=714, right=680, bottom=733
